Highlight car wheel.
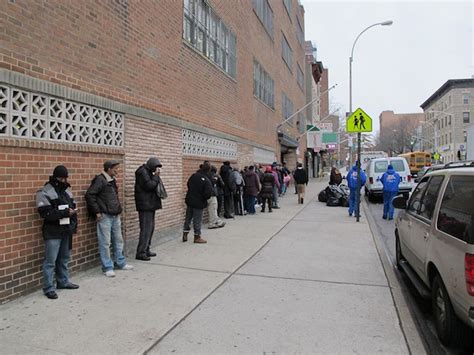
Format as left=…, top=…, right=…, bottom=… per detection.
left=395, top=233, right=404, bottom=270
left=432, top=274, right=462, bottom=346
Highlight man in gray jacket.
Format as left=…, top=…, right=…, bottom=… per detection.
left=85, top=160, right=134, bottom=277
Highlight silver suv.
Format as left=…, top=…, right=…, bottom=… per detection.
left=393, top=161, right=474, bottom=345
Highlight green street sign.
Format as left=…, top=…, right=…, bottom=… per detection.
left=433, top=152, right=440, bottom=161
left=346, top=107, right=373, bottom=133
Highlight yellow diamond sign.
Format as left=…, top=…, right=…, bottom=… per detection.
left=346, top=107, right=373, bottom=133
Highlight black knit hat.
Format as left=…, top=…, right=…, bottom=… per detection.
left=53, top=165, right=69, bottom=178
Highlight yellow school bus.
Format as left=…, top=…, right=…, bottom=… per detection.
left=398, top=151, right=432, bottom=175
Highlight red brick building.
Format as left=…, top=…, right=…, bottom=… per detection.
left=0, top=0, right=307, bottom=301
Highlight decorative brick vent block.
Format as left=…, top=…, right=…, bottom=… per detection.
left=0, top=85, right=123, bottom=147
left=182, top=128, right=237, bottom=160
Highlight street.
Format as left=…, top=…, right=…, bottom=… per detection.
left=363, top=195, right=474, bottom=355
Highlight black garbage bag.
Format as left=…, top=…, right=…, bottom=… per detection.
left=318, top=189, right=327, bottom=202
left=326, top=196, right=340, bottom=206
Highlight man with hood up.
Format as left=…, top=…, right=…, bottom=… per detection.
left=346, top=162, right=367, bottom=217
left=380, top=164, right=401, bottom=220
left=134, top=157, right=163, bottom=260
left=36, top=165, right=79, bottom=299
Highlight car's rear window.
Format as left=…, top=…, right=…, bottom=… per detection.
left=437, top=175, right=474, bottom=244
left=374, top=159, right=405, bottom=173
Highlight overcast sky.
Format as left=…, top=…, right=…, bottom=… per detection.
left=300, top=0, right=474, bottom=133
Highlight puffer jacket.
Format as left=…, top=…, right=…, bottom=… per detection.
left=185, top=169, right=213, bottom=209
left=293, top=167, right=308, bottom=185
left=134, top=160, right=162, bottom=211
left=260, top=172, right=275, bottom=199
left=36, top=177, right=77, bottom=240
left=85, top=173, right=122, bottom=216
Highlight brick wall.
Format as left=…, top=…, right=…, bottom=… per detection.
left=0, top=139, right=123, bottom=302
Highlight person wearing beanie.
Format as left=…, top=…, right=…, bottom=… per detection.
left=36, top=165, right=79, bottom=299
left=134, top=156, right=163, bottom=261
left=182, top=161, right=213, bottom=244
left=85, top=160, right=134, bottom=277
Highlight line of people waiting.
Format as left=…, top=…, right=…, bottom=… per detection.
left=36, top=158, right=308, bottom=299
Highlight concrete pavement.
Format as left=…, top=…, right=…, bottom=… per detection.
left=0, top=178, right=423, bottom=354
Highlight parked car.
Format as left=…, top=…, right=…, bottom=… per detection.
left=364, top=157, right=413, bottom=202
left=393, top=160, right=474, bottom=345
left=414, top=164, right=444, bottom=183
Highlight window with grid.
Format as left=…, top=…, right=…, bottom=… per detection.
left=281, top=33, right=292, bottom=70
left=253, top=60, right=274, bottom=109
left=283, top=0, right=292, bottom=18
left=282, top=92, right=294, bottom=125
left=463, top=94, right=469, bottom=105
left=296, top=16, right=304, bottom=47
left=297, top=64, right=304, bottom=91
left=252, top=0, right=273, bottom=38
left=183, top=0, right=236, bottom=78
left=463, top=112, right=470, bottom=123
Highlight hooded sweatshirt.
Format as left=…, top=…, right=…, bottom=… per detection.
left=134, top=157, right=163, bottom=211
left=346, top=165, right=367, bottom=189
left=381, top=165, right=401, bottom=193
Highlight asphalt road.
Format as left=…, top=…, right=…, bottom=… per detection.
left=363, top=195, right=473, bottom=355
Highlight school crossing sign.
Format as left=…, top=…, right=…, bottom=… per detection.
left=346, top=107, right=373, bottom=133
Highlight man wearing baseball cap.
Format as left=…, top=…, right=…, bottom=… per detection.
left=36, top=165, right=79, bottom=299
left=85, top=160, right=134, bottom=277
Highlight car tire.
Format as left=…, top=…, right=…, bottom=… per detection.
left=432, top=274, right=462, bottom=346
left=395, top=232, right=404, bottom=271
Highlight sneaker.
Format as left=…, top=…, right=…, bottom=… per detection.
left=120, top=264, right=134, bottom=271
left=104, top=270, right=116, bottom=278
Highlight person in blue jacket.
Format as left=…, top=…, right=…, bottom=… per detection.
left=380, top=164, right=401, bottom=220
left=346, top=162, right=367, bottom=217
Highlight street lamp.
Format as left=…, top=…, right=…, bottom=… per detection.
left=349, top=20, right=393, bottom=222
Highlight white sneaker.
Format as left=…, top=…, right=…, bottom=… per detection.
left=121, top=264, right=134, bottom=271
left=104, top=270, right=116, bottom=278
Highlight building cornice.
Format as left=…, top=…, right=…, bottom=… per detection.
left=420, top=78, right=474, bottom=109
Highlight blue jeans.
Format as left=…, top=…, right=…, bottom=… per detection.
left=348, top=188, right=357, bottom=216
left=43, top=238, right=70, bottom=293
left=383, top=191, right=398, bottom=218
left=183, top=205, right=204, bottom=236
left=244, top=195, right=256, bottom=214
left=97, top=214, right=126, bottom=272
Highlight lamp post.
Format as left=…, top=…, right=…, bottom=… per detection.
left=349, top=20, right=392, bottom=222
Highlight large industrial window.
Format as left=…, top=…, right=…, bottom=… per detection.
left=253, top=0, right=273, bottom=39
left=296, top=16, right=304, bottom=47
left=253, top=60, right=275, bottom=109
left=183, top=0, right=236, bottom=78
left=282, top=92, right=294, bottom=124
left=281, top=33, right=292, bottom=70
left=297, top=64, right=304, bottom=91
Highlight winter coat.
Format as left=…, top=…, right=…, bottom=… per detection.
left=260, top=172, right=275, bottom=199
left=381, top=167, right=401, bottom=193
left=329, top=169, right=342, bottom=186
left=346, top=165, right=367, bottom=190
left=243, top=171, right=260, bottom=197
left=85, top=173, right=122, bottom=216
left=208, top=171, right=224, bottom=197
left=36, top=177, right=77, bottom=240
left=134, top=164, right=162, bottom=211
left=293, top=167, right=308, bottom=185
left=220, top=164, right=234, bottom=195
left=271, top=170, right=280, bottom=189
left=185, top=169, right=213, bottom=209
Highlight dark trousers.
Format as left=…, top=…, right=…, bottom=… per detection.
left=217, top=193, right=224, bottom=217
left=261, top=198, right=272, bottom=212
left=137, top=210, right=155, bottom=256
left=223, top=194, right=234, bottom=217
left=244, top=195, right=256, bottom=214
left=183, top=205, right=204, bottom=236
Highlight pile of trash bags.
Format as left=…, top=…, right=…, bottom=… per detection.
left=318, top=184, right=350, bottom=207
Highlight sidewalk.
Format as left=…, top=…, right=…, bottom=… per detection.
left=1, top=179, right=415, bottom=354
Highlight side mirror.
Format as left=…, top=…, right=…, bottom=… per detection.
left=392, top=195, right=408, bottom=209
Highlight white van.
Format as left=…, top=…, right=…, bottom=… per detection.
left=365, top=157, right=413, bottom=201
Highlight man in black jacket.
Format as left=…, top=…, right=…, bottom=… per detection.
left=134, top=157, right=163, bottom=261
left=293, top=162, right=309, bottom=204
left=85, top=160, right=134, bottom=277
left=36, top=165, right=79, bottom=299
left=182, top=161, right=213, bottom=244
left=219, top=161, right=235, bottom=218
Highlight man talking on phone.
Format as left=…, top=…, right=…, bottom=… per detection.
left=36, top=165, right=79, bottom=299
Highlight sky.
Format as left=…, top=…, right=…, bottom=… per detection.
left=300, top=0, right=474, bottom=134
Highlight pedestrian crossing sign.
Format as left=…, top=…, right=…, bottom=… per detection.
left=346, top=107, right=373, bottom=133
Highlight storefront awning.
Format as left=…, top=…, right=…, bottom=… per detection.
left=277, top=132, right=299, bottom=148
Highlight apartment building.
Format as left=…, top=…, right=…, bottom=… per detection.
left=0, top=0, right=307, bottom=301
left=420, top=78, right=474, bottom=162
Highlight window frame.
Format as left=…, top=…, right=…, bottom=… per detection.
left=281, top=32, right=293, bottom=71
left=253, top=59, right=274, bottom=109
left=463, top=111, right=470, bottom=123
left=252, top=0, right=274, bottom=39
